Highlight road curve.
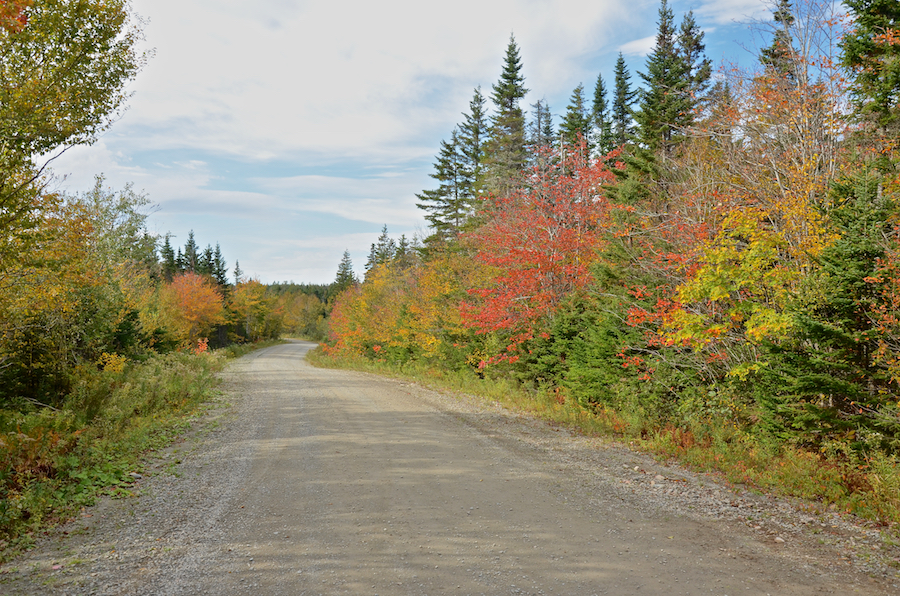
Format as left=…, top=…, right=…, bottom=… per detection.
left=2, top=340, right=894, bottom=595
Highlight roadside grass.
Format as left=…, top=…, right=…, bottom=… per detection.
left=0, top=340, right=279, bottom=562
left=308, top=348, right=900, bottom=530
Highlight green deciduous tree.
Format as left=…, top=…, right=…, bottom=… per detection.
left=0, top=0, right=146, bottom=221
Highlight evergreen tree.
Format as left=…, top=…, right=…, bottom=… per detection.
left=175, top=247, right=185, bottom=273
left=484, top=34, right=529, bottom=196
left=526, top=99, right=555, bottom=180
left=213, top=244, right=229, bottom=288
left=676, top=10, right=713, bottom=116
left=613, top=2, right=711, bottom=209
left=527, top=99, right=554, bottom=151
left=160, top=233, right=176, bottom=282
left=198, top=244, right=214, bottom=276
left=183, top=230, right=199, bottom=273
left=612, top=53, right=637, bottom=146
left=365, top=225, right=397, bottom=274
left=591, top=73, right=614, bottom=156
left=418, top=88, right=488, bottom=246
left=527, top=99, right=555, bottom=173
left=393, top=234, right=418, bottom=270
left=840, top=0, right=900, bottom=129
left=760, top=0, right=797, bottom=82
left=634, top=0, right=688, bottom=154
left=234, top=260, right=244, bottom=286
left=458, top=86, right=488, bottom=198
left=559, top=83, right=591, bottom=152
left=416, top=129, right=468, bottom=244
left=758, top=166, right=899, bottom=449
left=333, top=250, right=358, bottom=293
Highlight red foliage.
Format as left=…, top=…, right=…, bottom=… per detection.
left=462, top=146, right=619, bottom=358
left=0, top=0, right=30, bottom=33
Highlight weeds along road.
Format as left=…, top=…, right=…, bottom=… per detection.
left=3, top=340, right=896, bottom=595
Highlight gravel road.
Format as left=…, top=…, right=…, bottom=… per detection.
left=2, top=340, right=899, bottom=595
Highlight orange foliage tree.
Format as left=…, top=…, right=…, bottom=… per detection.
left=159, top=273, right=225, bottom=349
left=0, top=0, right=30, bottom=33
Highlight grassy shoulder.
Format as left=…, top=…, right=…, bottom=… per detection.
left=0, top=340, right=283, bottom=562
left=308, top=347, right=900, bottom=532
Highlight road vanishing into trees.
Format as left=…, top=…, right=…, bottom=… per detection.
left=3, top=341, right=895, bottom=595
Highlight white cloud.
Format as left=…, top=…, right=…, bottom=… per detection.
left=618, top=35, right=656, bottom=57
left=123, top=0, right=637, bottom=162
left=695, top=0, right=770, bottom=25
left=45, top=0, right=765, bottom=283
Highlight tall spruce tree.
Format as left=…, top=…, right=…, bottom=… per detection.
left=198, top=245, right=214, bottom=276
left=633, top=0, right=687, bottom=154
left=393, top=234, right=418, bottom=270
left=758, top=166, right=899, bottom=449
left=418, top=88, right=487, bottom=246
left=527, top=99, right=555, bottom=177
left=416, top=129, right=468, bottom=244
left=160, top=233, right=176, bottom=282
left=840, top=0, right=900, bottom=130
left=484, top=34, right=529, bottom=196
left=212, top=243, right=229, bottom=288
left=559, top=83, right=591, bottom=152
left=528, top=99, right=554, bottom=145
left=528, top=99, right=556, bottom=178
left=613, top=2, right=711, bottom=208
left=233, top=260, right=244, bottom=285
left=612, top=53, right=637, bottom=146
left=760, top=0, right=797, bottom=82
left=458, top=86, right=488, bottom=198
left=676, top=10, right=712, bottom=117
left=333, top=250, right=358, bottom=293
left=527, top=99, right=554, bottom=150
left=591, top=73, right=615, bottom=156
left=365, top=225, right=397, bottom=275
left=183, top=230, right=199, bottom=273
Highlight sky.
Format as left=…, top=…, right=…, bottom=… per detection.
left=47, top=0, right=777, bottom=284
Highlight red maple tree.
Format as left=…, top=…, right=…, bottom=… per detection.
left=462, top=145, right=620, bottom=360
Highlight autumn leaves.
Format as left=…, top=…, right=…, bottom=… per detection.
left=325, top=1, right=900, bottom=462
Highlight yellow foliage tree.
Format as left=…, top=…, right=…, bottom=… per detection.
left=229, top=279, right=281, bottom=342
left=159, top=273, right=225, bottom=349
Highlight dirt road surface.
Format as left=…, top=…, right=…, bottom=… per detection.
left=2, top=340, right=898, bottom=595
